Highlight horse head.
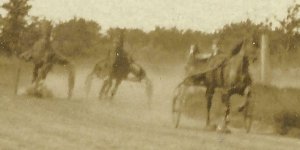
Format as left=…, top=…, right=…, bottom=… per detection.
left=242, top=36, right=259, bottom=63
left=226, top=37, right=259, bottom=78
left=231, top=36, right=259, bottom=64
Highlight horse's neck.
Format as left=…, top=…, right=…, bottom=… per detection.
left=236, top=43, right=250, bottom=73
left=221, top=51, right=247, bottom=86
left=241, top=56, right=250, bottom=73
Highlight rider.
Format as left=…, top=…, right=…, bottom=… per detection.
left=188, top=39, right=220, bottom=62
left=20, top=20, right=72, bottom=83
left=211, top=38, right=220, bottom=56
left=19, top=20, right=53, bottom=83
left=184, top=39, right=221, bottom=76
left=110, top=30, right=134, bottom=78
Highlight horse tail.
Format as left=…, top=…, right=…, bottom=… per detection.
left=136, top=65, right=153, bottom=108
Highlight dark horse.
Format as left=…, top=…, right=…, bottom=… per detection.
left=85, top=58, right=153, bottom=106
left=19, top=21, right=75, bottom=99
left=172, top=38, right=258, bottom=133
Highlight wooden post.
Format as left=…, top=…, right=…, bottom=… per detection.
left=260, top=34, right=271, bottom=84
left=13, top=56, right=21, bottom=95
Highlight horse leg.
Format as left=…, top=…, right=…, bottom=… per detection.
left=127, top=64, right=153, bottom=108
left=99, top=78, right=112, bottom=100
left=99, top=80, right=107, bottom=100
left=109, top=79, right=122, bottom=100
left=128, top=74, right=153, bottom=107
left=238, top=86, right=251, bottom=112
left=32, top=63, right=43, bottom=83
left=103, top=79, right=113, bottom=98
left=32, top=64, right=52, bottom=97
left=205, top=87, right=215, bottom=129
left=218, top=92, right=232, bottom=133
left=40, top=64, right=52, bottom=81
left=241, top=86, right=253, bottom=133
left=33, top=64, right=50, bottom=87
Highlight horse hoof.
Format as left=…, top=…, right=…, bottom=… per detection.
left=204, top=124, right=217, bottom=131
left=217, top=125, right=231, bottom=134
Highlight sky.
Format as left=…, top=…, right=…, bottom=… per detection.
left=0, top=0, right=299, bottom=33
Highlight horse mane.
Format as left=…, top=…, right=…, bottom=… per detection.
left=231, top=40, right=244, bottom=56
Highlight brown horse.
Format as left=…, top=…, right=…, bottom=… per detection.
left=172, top=38, right=258, bottom=133
left=86, top=30, right=153, bottom=106
left=85, top=59, right=153, bottom=106
left=20, top=21, right=75, bottom=99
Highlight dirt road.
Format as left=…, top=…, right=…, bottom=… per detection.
left=0, top=68, right=300, bottom=150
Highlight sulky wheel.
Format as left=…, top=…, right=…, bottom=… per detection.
left=172, top=96, right=182, bottom=128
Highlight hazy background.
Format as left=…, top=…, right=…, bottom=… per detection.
left=0, top=0, right=297, bottom=32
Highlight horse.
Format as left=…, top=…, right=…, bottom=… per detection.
left=85, top=58, right=153, bottom=107
left=172, top=38, right=258, bottom=133
left=20, top=48, right=75, bottom=99
left=19, top=21, right=75, bottom=99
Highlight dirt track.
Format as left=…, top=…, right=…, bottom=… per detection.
left=1, top=67, right=300, bottom=150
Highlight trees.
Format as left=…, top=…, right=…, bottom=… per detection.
left=0, top=14, right=3, bottom=30
left=0, top=0, right=31, bottom=56
left=215, top=19, right=261, bottom=53
left=52, top=17, right=102, bottom=56
left=275, top=1, right=299, bottom=52
left=18, top=17, right=43, bottom=53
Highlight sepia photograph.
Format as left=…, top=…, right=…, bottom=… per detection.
left=0, top=0, right=300, bottom=149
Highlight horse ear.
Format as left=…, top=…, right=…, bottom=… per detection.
left=231, top=41, right=244, bottom=56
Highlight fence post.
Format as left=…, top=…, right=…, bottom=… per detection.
left=260, top=34, right=271, bottom=84
left=14, top=56, right=21, bottom=95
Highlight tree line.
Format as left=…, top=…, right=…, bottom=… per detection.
left=0, top=0, right=299, bottom=64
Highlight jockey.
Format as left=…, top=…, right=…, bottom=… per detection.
left=20, top=21, right=53, bottom=63
left=188, top=42, right=219, bottom=62
left=185, top=40, right=220, bottom=76
left=211, top=38, right=220, bottom=56
left=110, top=30, right=134, bottom=78
left=19, top=21, right=54, bottom=82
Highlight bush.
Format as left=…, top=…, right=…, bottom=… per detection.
left=274, top=111, right=300, bottom=135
